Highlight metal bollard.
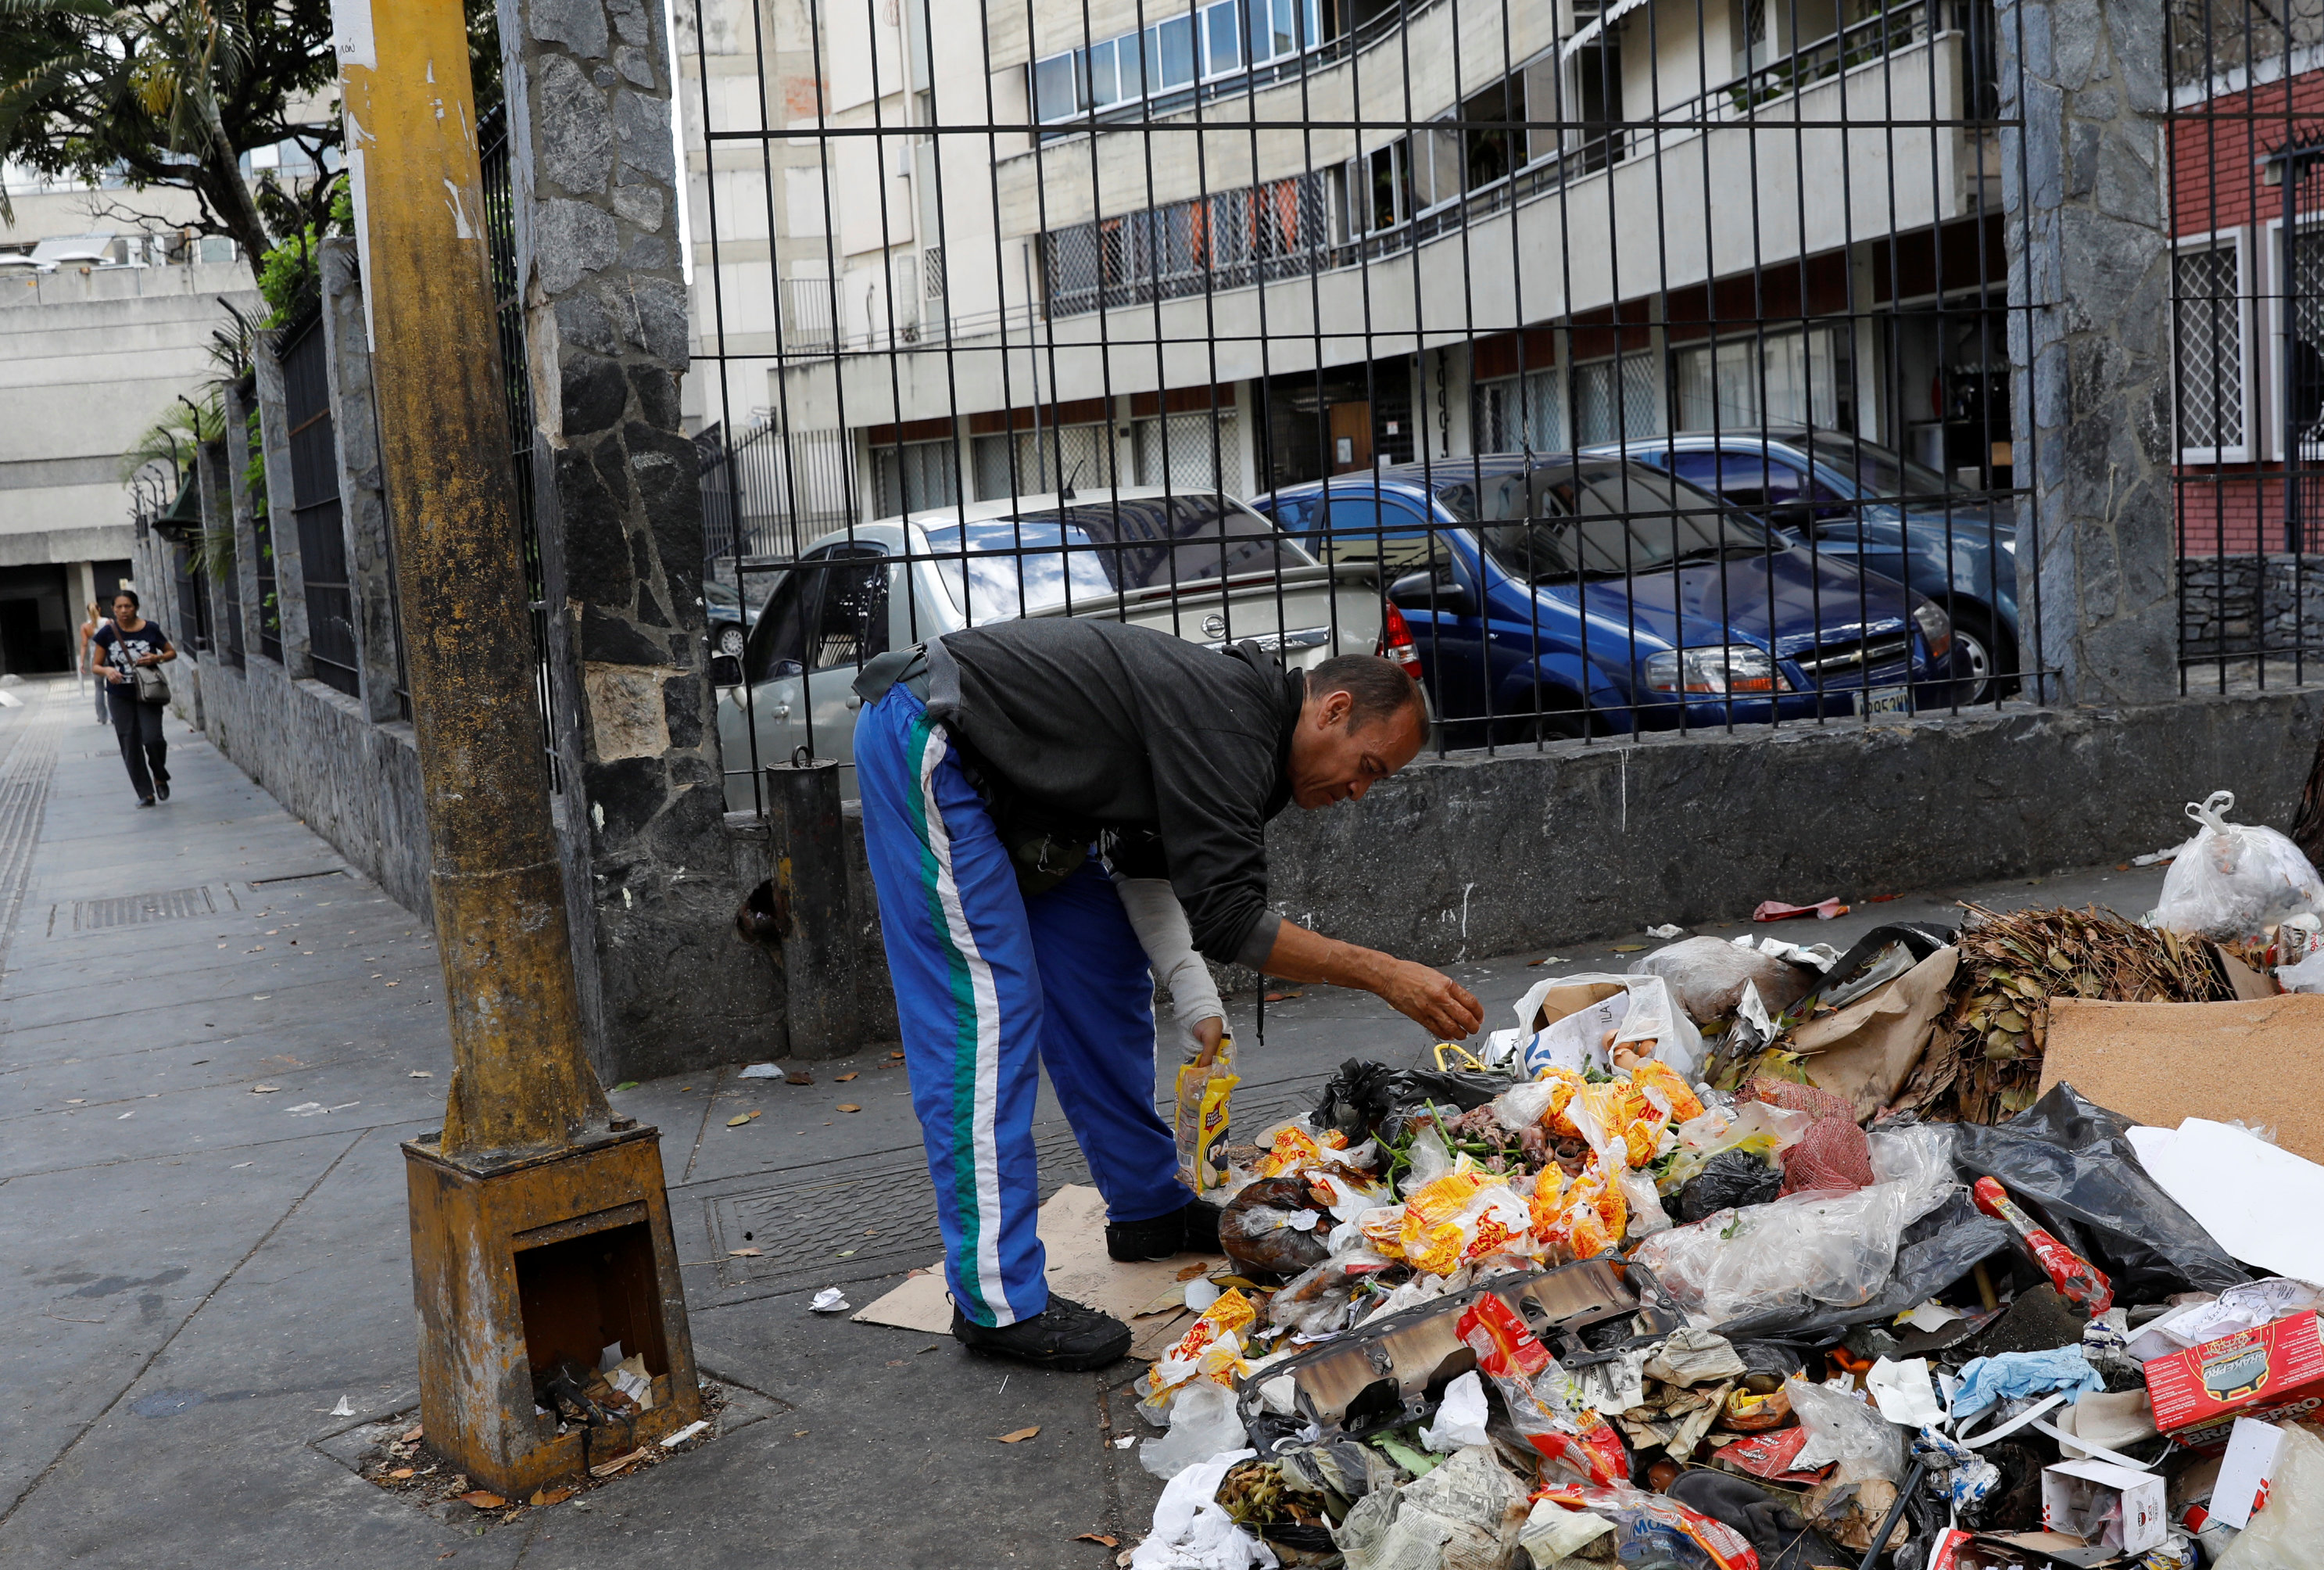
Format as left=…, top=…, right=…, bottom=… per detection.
left=765, top=758, right=861, bottom=1059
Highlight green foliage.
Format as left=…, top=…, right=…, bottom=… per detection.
left=116, top=394, right=220, bottom=485
left=252, top=171, right=350, bottom=325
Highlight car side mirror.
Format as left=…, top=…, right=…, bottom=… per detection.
left=1388, top=568, right=1475, bottom=618
left=709, top=654, right=744, bottom=687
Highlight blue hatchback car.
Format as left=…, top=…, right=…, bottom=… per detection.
left=1248, top=456, right=1968, bottom=740
left=1581, top=430, right=2018, bottom=700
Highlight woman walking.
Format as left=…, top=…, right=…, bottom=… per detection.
left=88, top=590, right=177, bottom=808
left=77, top=600, right=109, bottom=725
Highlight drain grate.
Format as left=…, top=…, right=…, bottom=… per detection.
left=74, top=886, right=217, bottom=930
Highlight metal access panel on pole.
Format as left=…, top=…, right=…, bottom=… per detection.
left=330, top=0, right=703, bottom=1495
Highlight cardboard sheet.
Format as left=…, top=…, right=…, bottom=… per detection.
left=2039, top=995, right=2324, bottom=1163
left=852, top=1184, right=1225, bottom=1359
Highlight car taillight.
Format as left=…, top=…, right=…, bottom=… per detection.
left=1377, top=601, right=1423, bottom=676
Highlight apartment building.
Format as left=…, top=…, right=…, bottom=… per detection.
left=681, top=0, right=2011, bottom=554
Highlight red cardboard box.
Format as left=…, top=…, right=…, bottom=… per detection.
left=2143, top=1311, right=2324, bottom=1452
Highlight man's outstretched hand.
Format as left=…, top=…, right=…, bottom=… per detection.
left=1261, top=920, right=1486, bottom=1040
left=1376, top=958, right=1485, bottom=1041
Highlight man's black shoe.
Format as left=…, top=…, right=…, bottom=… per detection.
left=156, top=780, right=170, bottom=801
left=1105, top=1199, right=1224, bottom=1262
left=951, top=1295, right=1131, bottom=1371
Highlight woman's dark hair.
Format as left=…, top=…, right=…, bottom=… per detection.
left=112, top=589, right=139, bottom=610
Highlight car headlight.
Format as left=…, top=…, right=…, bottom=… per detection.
left=1642, top=644, right=1790, bottom=694
left=1911, top=600, right=1953, bottom=659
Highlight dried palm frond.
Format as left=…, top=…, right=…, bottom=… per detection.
left=1903, top=904, right=2238, bottom=1124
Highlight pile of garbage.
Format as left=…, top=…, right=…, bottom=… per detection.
left=1125, top=793, right=2324, bottom=1569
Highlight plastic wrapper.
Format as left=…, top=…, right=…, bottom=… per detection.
left=1867, top=1121, right=1956, bottom=1197
left=1397, top=1159, right=1531, bottom=1275
left=1141, top=1378, right=1252, bottom=1480
left=1567, top=1079, right=1667, bottom=1167
left=1676, top=1149, right=1785, bottom=1222
left=2150, top=790, right=2324, bottom=941
left=1628, top=1058, right=1706, bottom=1124
left=1491, top=1067, right=1585, bottom=1142
left=1174, top=1036, right=1238, bottom=1195
left=1785, top=1375, right=1903, bottom=1485
left=1534, top=1484, right=1762, bottom=1570
left=1141, top=1289, right=1258, bottom=1418
left=1948, top=1082, right=2247, bottom=1299
left=1219, top=1176, right=1337, bottom=1281
left=2215, top=1418, right=2324, bottom=1570
left=1456, top=1294, right=1630, bottom=1486
left=1631, top=934, right=1820, bottom=1024
left=1126, top=1448, right=1273, bottom=1570
left=1630, top=1173, right=1945, bottom=1330
left=1530, top=1154, right=1627, bottom=1259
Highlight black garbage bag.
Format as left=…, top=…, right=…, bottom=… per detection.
left=1950, top=1081, right=2248, bottom=1299
left=1219, top=1175, right=1335, bottom=1281
left=1310, top=1057, right=1506, bottom=1144
left=1713, top=1191, right=2014, bottom=1346
left=1677, top=1149, right=1785, bottom=1223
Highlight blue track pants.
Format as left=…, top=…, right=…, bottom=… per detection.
left=855, top=683, right=1192, bottom=1327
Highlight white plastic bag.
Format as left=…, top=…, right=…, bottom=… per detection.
left=1629, top=936, right=1819, bottom=1024
left=1420, top=1371, right=1491, bottom=1451
left=1129, top=1448, right=1277, bottom=1570
left=2150, top=790, right=2324, bottom=941
left=2216, top=1419, right=2324, bottom=1570
left=1512, top=972, right=1706, bottom=1078
left=1140, top=1378, right=1252, bottom=1480
left=1786, top=1375, right=1904, bottom=1485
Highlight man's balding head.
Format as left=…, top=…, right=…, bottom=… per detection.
left=1285, top=654, right=1427, bottom=808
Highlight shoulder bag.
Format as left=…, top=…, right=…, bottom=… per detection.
left=131, top=662, right=170, bottom=707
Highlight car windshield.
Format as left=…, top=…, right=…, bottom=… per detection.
left=1438, top=463, right=1774, bottom=582
left=1806, top=435, right=1953, bottom=502
left=704, top=581, right=740, bottom=615
left=922, top=496, right=1302, bottom=624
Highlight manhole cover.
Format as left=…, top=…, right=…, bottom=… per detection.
left=73, top=886, right=216, bottom=930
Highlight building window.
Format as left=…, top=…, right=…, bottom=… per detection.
left=1474, top=368, right=1566, bottom=453
left=1673, top=326, right=1849, bottom=434
left=1134, top=412, right=1239, bottom=491
left=2174, top=235, right=2247, bottom=461
left=872, top=437, right=959, bottom=517
left=1203, top=0, right=1244, bottom=77
left=1145, top=16, right=1198, bottom=91
left=972, top=424, right=1118, bottom=500
left=1033, top=50, right=1086, bottom=123
left=1572, top=353, right=1661, bottom=446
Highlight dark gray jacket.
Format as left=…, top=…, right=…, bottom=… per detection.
left=925, top=619, right=1300, bottom=966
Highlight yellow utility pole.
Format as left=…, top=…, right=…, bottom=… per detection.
left=332, top=0, right=702, bottom=1494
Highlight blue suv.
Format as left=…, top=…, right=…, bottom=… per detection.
left=1581, top=430, right=2018, bottom=701
left=1248, top=456, right=1968, bottom=741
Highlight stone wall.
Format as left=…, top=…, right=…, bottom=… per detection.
left=192, top=657, right=432, bottom=912
left=2181, top=554, right=2324, bottom=657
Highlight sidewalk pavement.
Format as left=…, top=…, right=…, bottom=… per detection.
left=0, top=672, right=2179, bottom=1568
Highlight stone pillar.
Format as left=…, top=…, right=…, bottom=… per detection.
left=252, top=335, right=313, bottom=679
left=500, top=0, right=782, bottom=1078
left=2000, top=0, right=2180, bottom=704
left=318, top=238, right=411, bottom=724
left=220, top=389, right=266, bottom=661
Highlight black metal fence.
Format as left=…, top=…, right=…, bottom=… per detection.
left=685, top=0, right=2037, bottom=813
left=280, top=311, right=363, bottom=698
left=2167, top=0, right=2324, bottom=688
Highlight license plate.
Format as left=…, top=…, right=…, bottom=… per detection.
left=1860, top=685, right=1910, bottom=716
